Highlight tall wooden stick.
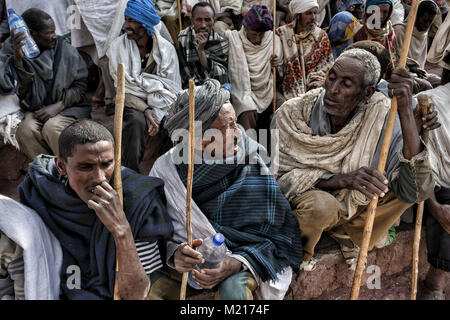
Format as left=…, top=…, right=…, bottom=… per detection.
left=177, top=0, right=183, bottom=32
left=349, top=0, right=420, bottom=300
left=180, top=79, right=195, bottom=300
left=299, top=39, right=307, bottom=92
left=113, top=63, right=126, bottom=300
left=272, top=2, right=277, bottom=113
left=411, top=95, right=430, bottom=300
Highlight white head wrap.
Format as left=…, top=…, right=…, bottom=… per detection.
left=288, top=0, right=319, bottom=15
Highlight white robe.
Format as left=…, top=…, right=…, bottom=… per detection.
left=106, top=25, right=182, bottom=120
left=226, top=28, right=283, bottom=116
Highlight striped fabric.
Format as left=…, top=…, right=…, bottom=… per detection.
left=0, top=233, right=24, bottom=299
left=136, top=241, right=163, bottom=275
left=175, top=129, right=303, bottom=282
left=177, top=26, right=229, bottom=88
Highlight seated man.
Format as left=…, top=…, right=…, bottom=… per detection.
left=394, top=0, right=441, bottom=91
left=106, top=0, right=182, bottom=173
left=273, top=0, right=334, bottom=102
left=18, top=119, right=174, bottom=299
left=272, top=48, right=434, bottom=270
left=226, top=5, right=283, bottom=130
left=149, top=79, right=302, bottom=300
left=0, top=8, right=91, bottom=160
left=178, top=2, right=229, bottom=88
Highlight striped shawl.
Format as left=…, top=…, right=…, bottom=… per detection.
left=175, top=130, right=303, bottom=282
left=178, top=26, right=229, bottom=88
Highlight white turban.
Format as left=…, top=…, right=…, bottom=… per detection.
left=288, top=0, right=319, bottom=15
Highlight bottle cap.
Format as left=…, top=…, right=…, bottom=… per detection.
left=7, top=9, right=14, bottom=15
left=212, top=233, right=225, bottom=246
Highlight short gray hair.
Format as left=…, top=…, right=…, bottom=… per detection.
left=336, top=48, right=381, bottom=87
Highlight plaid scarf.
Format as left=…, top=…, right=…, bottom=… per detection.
left=19, top=155, right=173, bottom=300
left=175, top=131, right=303, bottom=281
left=177, top=26, right=229, bottom=88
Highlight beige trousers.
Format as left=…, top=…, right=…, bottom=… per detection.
left=16, top=112, right=76, bottom=159
left=291, top=190, right=413, bottom=261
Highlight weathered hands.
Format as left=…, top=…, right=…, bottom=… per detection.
left=11, top=27, right=25, bottom=68
left=388, top=67, right=414, bottom=113
left=193, top=32, right=209, bottom=51
left=413, top=102, right=441, bottom=134
left=342, top=166, right=389, bottom=200
left=35, top=101, right=64, bottom=123
left=192, top=256, right=241, bottom=290
left=144, top=108, right=160, bottom=136
left=174, top=239, right=204, bottom=273
left=87, top=181, right=130, bottom=238
left=409, top=65, right=427, bottom=79
left=270, top=54, right=282, bottom=68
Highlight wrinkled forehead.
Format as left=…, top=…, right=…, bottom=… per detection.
left=332, top=56, right=364, bottom=76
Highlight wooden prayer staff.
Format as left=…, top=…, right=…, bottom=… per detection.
left=112, top=63, right=126, bottom=300
left=177, top=0, right=183, bottom=32
left=410, top=95, right=430, bottom=300
left=272, top=2, right=277, bottom=113
left=349, top=0, right=420, bottom=300
left=180, top=79, right=195, bottom=300
left=299, top=39, right=307, bottom=93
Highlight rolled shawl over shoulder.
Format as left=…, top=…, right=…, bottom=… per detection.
left=226, top=28, right=283, bottom=116
left=107, top=26, right=182, bottom=120
left=273, top=88, right=391, bottom=219
left=0, top=37, right=91, bottom=119
left=19, top=155, right=174, bottom=300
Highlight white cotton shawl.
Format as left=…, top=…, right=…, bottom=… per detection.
left=289, top=0, right=319, bottom=15
left=226, top=28, right=283, bottom=116
left=427, top=11, right=450, bottom=70
left=0, top=94, right=22, bottom=149
left=416, top=84, right=450, bottom=188
left=106, top=25, right=182, bottom=120
left=0, top=195, right=62, bottom=300
left=150, top=148, right=293, bottom=300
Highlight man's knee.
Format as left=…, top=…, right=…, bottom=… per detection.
left=16, top=115, right=41, bottom=142
left=292, top=190, right=341, bottom=221
left=216, top=271, right=256, bottom=300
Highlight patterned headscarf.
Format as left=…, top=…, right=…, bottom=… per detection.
left=242, top=5, right=274, bottom=32
left=328, top=11, right=363, bottom=58
left=164, top=79, right=231, bottom=137
left=124, top=0, right=161, bottom=36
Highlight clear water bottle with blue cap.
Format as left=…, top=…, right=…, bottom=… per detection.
left=7, top=8, right=40, bottom=59
left=188, top=233, right=227, bottom=290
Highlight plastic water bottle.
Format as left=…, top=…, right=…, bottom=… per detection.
left=7, top=8, right=40, bottom=59
left=188, top=233, right=227, bottom=290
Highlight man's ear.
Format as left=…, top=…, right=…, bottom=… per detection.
left=55, top=157, right=67, bottom=175
left=363, top=85, right=376, bottom=102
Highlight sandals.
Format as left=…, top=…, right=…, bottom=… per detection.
left=300, top=257, right=319, bottom=271
left=328, top=229, right=360, bottom=271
